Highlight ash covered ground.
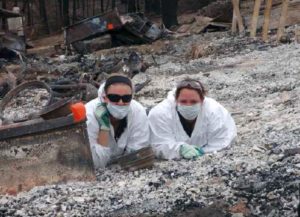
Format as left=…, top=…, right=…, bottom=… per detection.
left=1, top=31, right=300, bottom=217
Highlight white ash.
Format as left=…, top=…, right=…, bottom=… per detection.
left=2, top=88, right=50, bottom=122
left=1, top=32, right=300, bottom=216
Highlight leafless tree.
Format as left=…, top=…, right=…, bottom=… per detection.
left=39, top=0, right=50, bottom=34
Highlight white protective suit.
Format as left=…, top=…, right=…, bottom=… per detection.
left=148, top=91, right=237, bottom=160
left=85, top=84, right=150, bottom=168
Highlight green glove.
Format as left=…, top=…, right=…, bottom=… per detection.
left=180, top=144, right=204, bottom=159
left=94, top=102, right=110, bottom=131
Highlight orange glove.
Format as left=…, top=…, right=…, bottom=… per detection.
left=70, top=102, right=86, bottom=122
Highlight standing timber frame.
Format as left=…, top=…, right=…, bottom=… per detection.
left=232, top=0, right=290, bottom=42
left=250, top=0, right=261, bottom=37
left=231, top=0, right=244, bottom=33
left=276, top=0, right=289, bottom=41
left=262, top=0, right=273, bottom=41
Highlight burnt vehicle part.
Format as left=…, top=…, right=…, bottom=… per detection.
left=72, top=34, right=112, bottom=54
left=65, top=10, right=161, bottom=52
left=64, top=9, right=123, bottom=52
left=111, top=13, right=161, bottom=46
left=0, top=115, right=95, bottom=195
left=121, top=13, right=161, bottom=42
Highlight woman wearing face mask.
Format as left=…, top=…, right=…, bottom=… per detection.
left=148, top=78, right=237, bottom=160
left=85, top=74, right=149, bottom=168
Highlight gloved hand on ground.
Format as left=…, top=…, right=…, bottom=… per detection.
left=180, top=144, right=204, bottom=159
left=94, top=102, right=110, bottom=131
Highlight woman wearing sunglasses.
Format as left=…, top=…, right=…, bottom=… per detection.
left=85, top=74, right=149, bottom=168
left=148, top=78, right=236, bottom=160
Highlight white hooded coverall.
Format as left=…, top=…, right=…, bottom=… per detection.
left=85, top=85, right=150, bottom=168
left=148, top=91, right=237, bottom=160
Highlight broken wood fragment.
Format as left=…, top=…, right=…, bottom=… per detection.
left=134, top=77, right=151, bottom=93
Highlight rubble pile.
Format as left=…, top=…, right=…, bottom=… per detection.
left=0, top=50, right=148, bottom=121
left=2, top=88, right=50, bottom=122
left=1, top=28, right=300, bottom=216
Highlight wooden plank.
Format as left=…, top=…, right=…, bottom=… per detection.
left=0, top=116, right=76, bottom=141
left=277, top=0, right=289, bottom=41
left=232, top=0, right=245, bottom=33
left=250, top=0, right=262, bottom=38
left=262, top=0, right=273, bottom=41
left=231, top=0, right=239, bottom=33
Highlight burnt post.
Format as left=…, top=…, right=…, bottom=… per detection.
left=161, top=0, right=178, bottom=29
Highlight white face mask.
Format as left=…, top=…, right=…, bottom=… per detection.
left=107, top=103, right=130, bottom=119
left=177, top=103, right=201, bottom=120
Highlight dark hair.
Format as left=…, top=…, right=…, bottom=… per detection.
left=104, top=74, right=133, bottom=93
left=175, top=78, right=207, bottom=100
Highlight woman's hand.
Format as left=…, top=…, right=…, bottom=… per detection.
left=95, top=102, right=110, bottom=131
left=180, top=144, right=204, bottom=159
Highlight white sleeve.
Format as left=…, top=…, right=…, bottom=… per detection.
left=126, top=104, right=150, bottom=152
left=148, top=107, right=184, bottom=160
left=202, top=106, right=237, bottom=153
left=85, top=99, right=111, bottom=168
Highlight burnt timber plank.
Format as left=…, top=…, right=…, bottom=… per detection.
left=0, top=116, right=83, bottom=141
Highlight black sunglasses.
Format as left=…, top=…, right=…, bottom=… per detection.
left=107, top=94, right=132, bottom=103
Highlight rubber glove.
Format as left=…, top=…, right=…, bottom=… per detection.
left=180, top=144, right=204, bottom=159
left=94, top=102, right=110, bottom=131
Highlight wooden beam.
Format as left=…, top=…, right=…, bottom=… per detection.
left=232, top=11, right=238, bottom=33
left=231, top=0, right=244, bottom=33
left=277, top=0, right=289, bottom=42
left=250, top=0, right=262, bottom=38
left=232, top=0, right=239, bottom=33
left=262, top=0, right=273, bottom=42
